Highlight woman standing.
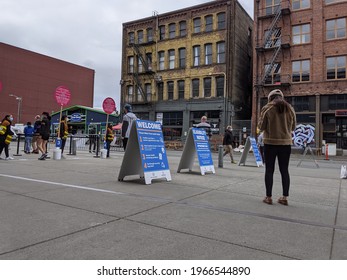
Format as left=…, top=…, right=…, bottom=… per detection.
left=258, top=89, right=296, bottom=206
left=38, top=112, right=51, bottom=160
left=59, top=115, right=69, bottom=155
left=105, top=123, right=114, bottom=158
left=0, top=115, right=15, bottom=160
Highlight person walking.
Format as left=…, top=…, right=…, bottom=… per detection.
left=121, top=104, right=137, bottom=151
left=88, top=126, right=96, bottom=153
left=24, top=122, right=35, bottom=154
left=105, top=123, right=114, bottom=158
left=59, top=115, right=69, bottom=155
left=196, top=116, right=212, bottom=139
left=223, top=125, right=236, bottom=164
left=0, top=115, right=15, bottom=160
left=37, top=112, right=51, bottom=160
left=258, top=89, right=296, bottom=206
left=32, top=115, right=41, bottom=154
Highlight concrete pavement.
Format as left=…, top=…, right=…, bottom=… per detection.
left=0, top=148, right=346, bottom=259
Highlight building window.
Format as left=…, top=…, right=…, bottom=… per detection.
left=326, top=18, right=346, bottom=40
left=129, top=32, right=134, bottom=44
left=126, top=86, right=133, bottom=103
left=168, top=49, right=175, bottom=69
left=264, top=63, right=281, bottom=85
left=167, top=81, right=174, bottom=100
left=158, top=51, right=165, bottom=70
left=327, top=56, right=346, bottom=80
left=192, top=79, right=200, bottom=98
left=137, top=88, right=143, bottom=102
left=137, top=30, right=143, bottom=44
left=217, top=41, right=225, bottom=63
left=292, top=0, right=310, bottom=10
left=178, top=80, right=185, bottom=99
left=216, top=76, right=225, bottom=97
left=169, top=23, right=176, bottom=39
left=179, top=48, right=186, bottom=68
left=204, top=78, right=211, bottom=98
left=193, top=18, right=201, bottom=33
left=205, top=43, right=213, bottom=65
left=147, top=28, right=153, bottom=42
left=264, top=28, right=281, bottom=48
left=128, top=56, right=134, bottom=73
left=292, top=60, right=310, bottom=82
left=159, top=25, right=165, bottom=40
left=217, top=12, right=226, bottom=30
left=265, top=0, right=280, bottom=16
left=325, top=0, right=347, bottom=4
left=179, top=21, right=187, bottom=36
left=145, top=83, right=152, bottom=102
left=137, top=57, right=143, bottom=73
left=205, top=15, right=213, bottom=32
left=292, top=24, right=311, bottom=44
left=158, top=83, right=163, bottom=101
left=146, top=53, right=152, bottom=71
left=193, top=45, right=200, bottom=66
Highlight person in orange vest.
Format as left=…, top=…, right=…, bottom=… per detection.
left=0, top=115, right=15, bottom=160
left=59, top=115, right=69, bottom=155
left=105, top=123, right=114, bottom=158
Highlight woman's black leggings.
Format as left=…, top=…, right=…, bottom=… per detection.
left=264, top=144, right=291, bottom=197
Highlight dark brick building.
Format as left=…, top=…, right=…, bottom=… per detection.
left=121, top=0, right=253, bottom=141
left=0, top=42, right=95, bottom=124
left=253, top=0, right=347, bottom=149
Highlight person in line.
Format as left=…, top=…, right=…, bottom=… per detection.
left=196, top=116, right=212, bottom=139
left=24, top=122, right=35, bottom=154
left=32, top=115, right=41, bottom=154
left=257, top=131, right=265, bottom=163
left=258, top=89, right=296, bottom=206
left=121, top=104, right=137, bottom=151
left=38, top=112, right=51, bottom=160
left=105, top=123, right=114, bottom=158
left=59, top=115, right=69, bottom=155
left=223, top=125, right=236, bottom=164
left=0, top=115, right=15, bottom=160
left=88, top=126, right=96, bottom=153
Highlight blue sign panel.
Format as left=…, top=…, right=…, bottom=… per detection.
left=70, top=113, right=82, bottom=122
left=250, top=137, right=263, bottom=166
left=192, top=128, right=213, bottom=167
left=136, top=120, right=169, bottom=173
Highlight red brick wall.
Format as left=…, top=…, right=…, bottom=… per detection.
left=0, top=43, right=94, bottom=124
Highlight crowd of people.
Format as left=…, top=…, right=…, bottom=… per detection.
left=1, top=92, right=297, bottom=205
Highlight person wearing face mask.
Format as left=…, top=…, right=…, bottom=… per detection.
left=0, top=115, right=15, bottom=160
left=59, top=115, right=69, bottom=155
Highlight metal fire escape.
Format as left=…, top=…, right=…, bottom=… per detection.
left=131, top=43, right=155, bottom=103
left=256, top=1, right=291, bottom=87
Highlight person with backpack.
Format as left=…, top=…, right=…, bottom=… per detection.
left=0, top=115, right=15, bottom=160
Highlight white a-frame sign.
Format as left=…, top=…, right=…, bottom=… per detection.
left=238, top=136, right=264, bottom=167
left=177, top=127, right=215, bottom=175
left=118, top=120, right=172, bottom=185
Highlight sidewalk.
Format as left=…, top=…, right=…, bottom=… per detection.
left=0, top=149, right=346, bottom=259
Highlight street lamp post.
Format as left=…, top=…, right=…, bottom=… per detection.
left=9, top=94, right=22, bottom=124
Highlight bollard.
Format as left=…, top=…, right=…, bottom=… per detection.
left=218, top=145, right=224, bottom=168
left=94, top=135, right=100, bottom=158
left=68, top=135, right=73, bottom=155
left=325, top=144, right=329, bottom=161
left=13, top=134, right=22, bottom=156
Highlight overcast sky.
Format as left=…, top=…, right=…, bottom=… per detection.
left=0, top=0, right=253, bottom=110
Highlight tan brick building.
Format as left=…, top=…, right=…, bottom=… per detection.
left=253, top=0, right=347, bottom=149
left=121, top=0, right=253, bottom=141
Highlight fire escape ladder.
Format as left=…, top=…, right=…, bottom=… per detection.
left=132, top=44, right=150, bottom=72
left=263, top=5, right=282, bottom=48
left=262, top=45, right=281, bottom=84
left=132, top=72, right=147, bottom=102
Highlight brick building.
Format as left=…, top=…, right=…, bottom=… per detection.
left=253, top=0, right=347, bottom=149
left=121, top=0, right=253, bottom=141
left=0, top=42, right=94, bottom=124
